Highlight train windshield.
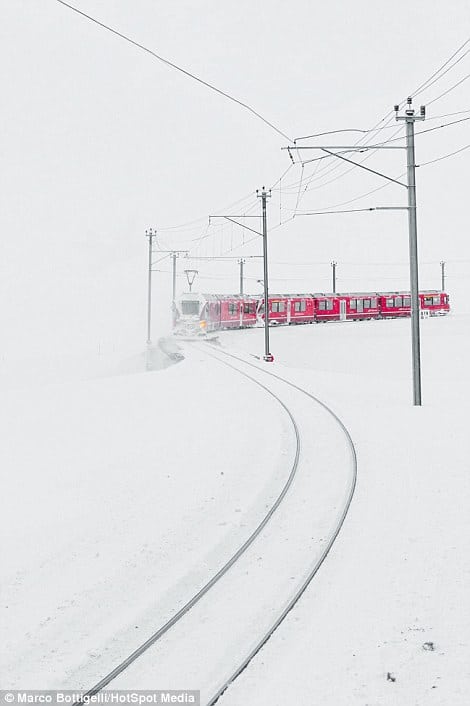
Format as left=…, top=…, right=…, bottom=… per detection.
left=181, top=300, right=200, bottom=316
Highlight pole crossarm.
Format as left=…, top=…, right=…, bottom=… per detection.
left=319, top=148, right=408, bottom=187
left=210, top=215, right=263, bottom=237
left=184, top=255, right=262, bottom=260
left=282, top=145, right=406, bottom=150
left=296, top=206, right=409, bottom=216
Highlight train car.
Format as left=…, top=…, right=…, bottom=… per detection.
left=420, top=290, right=450, bottom=316
left=218, top=295, right=258, bottom=329
left=174, top=293, right=258, bottom=335
left=342, top=293, right=381, bottom=321
left=287, top=295, right=316, bottom=324
left=378, top=290, right=449, bottom=318
left=377, top=292, right=412, bottom=318
left=257, top=295, right=289, bottom=324
left=313, top=294, right=341, bottom=322
left=174, top=292, right=211, bottom=336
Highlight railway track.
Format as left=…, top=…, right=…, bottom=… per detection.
left=70, top=342, right=357, bottom=704
left=69, top=353, right=302, bottom=698
left=195, top=343, right=357, bottom=705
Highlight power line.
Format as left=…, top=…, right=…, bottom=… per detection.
left=287, top=38, right=470, bottom=198
left=389, top=115, right=470, bottom=141
left=427, top=72, right=470, bottom=106
left=417, top=142, right=470, bottom=167
left=56, top=0, right=293, bottom=142
left=412, top=50, right=470, bottom=98
left=411, top=39, right=470, bottom=98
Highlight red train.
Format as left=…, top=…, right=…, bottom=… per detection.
left=174, top=290, right=449, bottom=335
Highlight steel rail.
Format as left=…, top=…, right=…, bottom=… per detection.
left=72, top=359, right=302, bottom=699
left=197, top=344, right=357, bottom=706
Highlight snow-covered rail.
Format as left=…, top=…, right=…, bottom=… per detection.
left=69, top=343, right=356, bottom=703
left=197, top=345, right=357, bottom=705
left=70, top=355, right=302, bottom=698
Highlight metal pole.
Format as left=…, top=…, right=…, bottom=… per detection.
left=331, top=261, right=337, bottom=293
left=406, top=116, right=421, bottom=406
left=440, top=260, right=445, bottom=291
left=171, top=252, right=177, bottom=328
left=258, top=188, right=272, bottom=361
left=239, top=258, right=245, bottom=295
left=395, top=99, right=425, bottom=406
left=145, top=228, right=155, bottom=345
left=403, top=107, right=422, bottom=406
left=171, top=252, right=178, bottom=303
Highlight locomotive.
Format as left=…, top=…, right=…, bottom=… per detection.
left=173, top=290, right=449, bottom=336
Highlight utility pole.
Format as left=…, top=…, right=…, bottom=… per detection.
left=238, top=258, right=245, bottom=295
left=331, top=261, right=337, bottom=293
left=171, top=253, right=178, bottom=305
left=396, top=98, right=426, bottom=406
left=257, top=187, right=273, bottom=362
left=440, top=261, right=446, bottom=291
left=145, top=228, right=156, bottom=345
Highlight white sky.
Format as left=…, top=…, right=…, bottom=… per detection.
left=1, top=1, right=469, bottom=355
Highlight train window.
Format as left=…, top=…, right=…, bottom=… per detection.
left=228, top=302, right=238, bottom=315
left=350, top=299, right=356, bottom=309
left=386, top=298, right=394, bottom=307
left=326, top=300, right=333, bottom=311
left=444, top=295, right=448, bottom=304
left=272, top=301, right=285, bottom=313
left=243, top=303, right=252, bottom=314
left=364, top=299, right=371, bottom=308
left=404, top=296, right=410, bottom=307
left=294, top=301, right=300, bottom=312
left=294, top=300, right=307, bottom=312
left=181, top=300, right=200, bottom=316
left=433, top=295, right=440, bottom=305
left=371, top=297, right=377, bottom=308
left=318, top=301, right=326, bottom=311
left=423, top=296, right=433, bottom=306
left=395, top=296, right=403, bottom=307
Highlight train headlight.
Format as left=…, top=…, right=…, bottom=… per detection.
left=200, top=320, right=207, bottom=329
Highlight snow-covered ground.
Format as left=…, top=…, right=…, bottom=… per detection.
left=217, top=313, right=470, bottom=706
left=1, top=312, right=469, bottom=704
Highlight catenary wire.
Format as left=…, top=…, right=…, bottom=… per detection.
left=427, top=72, right=470, bottom=106
left=56, top=0, right=293, bottom=142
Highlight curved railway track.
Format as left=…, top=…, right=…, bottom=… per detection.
left=194, top=343, right=357, bottom=704
left=72, top=355, right=301, bottom=698
left=72, top=341, right=357, bottom=705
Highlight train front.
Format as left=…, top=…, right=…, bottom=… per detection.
left=173, top=293, right=209, bottom=338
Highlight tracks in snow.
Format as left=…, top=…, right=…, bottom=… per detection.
left=195, top=344, right=357, bottom=704
left=69, top=343, right=357, bottom=705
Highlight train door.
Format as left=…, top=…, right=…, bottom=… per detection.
left=287, top=300, right=291, bottom=324
left=239, top=302, right=243, bottom=327
left=340, top=299, right=347, bottom=321
left=356, top=299, right=364, bottom=314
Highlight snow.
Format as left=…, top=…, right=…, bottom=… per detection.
left=216, top=314, right=470, bottom=705
left=1, top=312, right=469, bottom=704
left=0, top=351, right=293, bottom=688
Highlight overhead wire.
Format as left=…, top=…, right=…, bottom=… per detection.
left=427, top=72, right=470, bottom=106
left=417, top=142, right=470, bottom=167
left=56, top=0, right=293, bottom=142
left=281, top=38, right=470, bottom=201
left=409, top=38, right=470, bottom=98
